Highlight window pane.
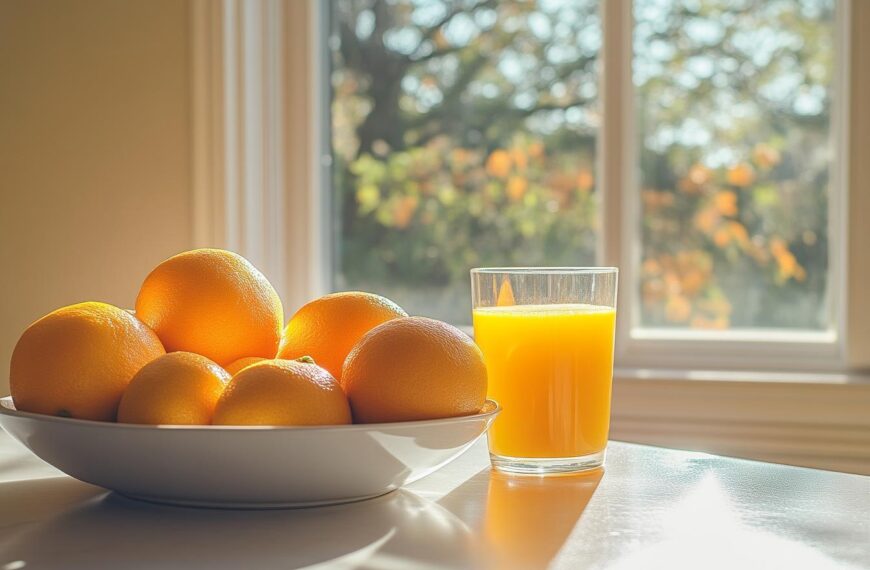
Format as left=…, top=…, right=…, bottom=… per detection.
left=328, top=0, right=600, bottom=325
left=634, top=0, right=836, bottom=330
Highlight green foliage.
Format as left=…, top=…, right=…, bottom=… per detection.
left=340, top=136, right=596, bottom=286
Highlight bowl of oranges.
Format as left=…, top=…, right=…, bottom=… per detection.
left=0, top=249, right=498, bottom=508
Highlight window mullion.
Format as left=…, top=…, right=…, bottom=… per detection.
left=601, top=0, right=635, bottom=365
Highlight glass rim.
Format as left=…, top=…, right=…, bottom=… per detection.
left=470, top=267, right=618, bottom=275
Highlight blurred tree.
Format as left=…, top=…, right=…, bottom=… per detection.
left=633, top=0, right=833, bottom=328
left=329, top=0, right=834, bottom=328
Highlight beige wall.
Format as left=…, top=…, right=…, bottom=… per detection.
left=0, top=0, right=193, bottom=393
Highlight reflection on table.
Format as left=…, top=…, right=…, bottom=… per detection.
left=482, top=468, right=602, bottom=569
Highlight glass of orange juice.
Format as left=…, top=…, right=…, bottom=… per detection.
left=471, top=268, right=617, bottom=474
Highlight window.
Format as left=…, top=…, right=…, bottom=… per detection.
left=327, top=0, right=601, bottom=325
left=633, top=0, right=836, bottom=332
left=324, top=0, right=844, bottom=361
left=187, top=0, right=858, bottom=372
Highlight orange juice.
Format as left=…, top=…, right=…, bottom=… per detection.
left=472, top=304, right=615, bottom=459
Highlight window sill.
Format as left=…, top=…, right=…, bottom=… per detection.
left=611, top=370, right=870, bottom=475
left=614, top=367, right=870, bottom=385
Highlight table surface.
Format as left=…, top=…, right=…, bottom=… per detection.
left=0, top=432, right=867, bottom=570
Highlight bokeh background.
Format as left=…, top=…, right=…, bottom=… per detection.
left=329, top=0, right=834, bottom=329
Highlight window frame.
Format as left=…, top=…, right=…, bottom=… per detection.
left=191, top=0, right=869, bottom=374
left=603, top=0, right=852, bottom=372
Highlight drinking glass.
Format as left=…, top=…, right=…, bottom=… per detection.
left=471, top=268, right=618, bottom=474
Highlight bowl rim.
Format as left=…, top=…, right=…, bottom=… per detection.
left=0, top=395, right=500, bottom=432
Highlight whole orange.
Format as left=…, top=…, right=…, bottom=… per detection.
left=276, top=292, right=407, bottom=380
left=117, top=352, right=230, bottom=425
left=224, top=356, right=266, bottom=376
left=213, top=359, right=351, bottom=426
left=342, top=316, right=488, bottom=423
left=10, top=302, right=166, bottom=421
left=135, top=249, right=283, bottom=365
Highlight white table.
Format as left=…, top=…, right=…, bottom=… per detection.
left=0, top=432, right=867, bottom=569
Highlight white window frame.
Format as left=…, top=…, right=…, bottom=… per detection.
left=602, top=0, right=853, bottom=373
left=190, top=0, right=870, bottom=473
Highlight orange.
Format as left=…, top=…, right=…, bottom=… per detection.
left=277, top=292, right=407, bottom=381
left=135, top=248, right=283, bottom=365
left=117, top=352, right=230, bottom=425
left=10, top=302, right=165, bottom=421
left=212, top=359, right=351, bottom=426
left=224, top=356, right=266, bottom=376
left=342, top=316, right=488, bottom=423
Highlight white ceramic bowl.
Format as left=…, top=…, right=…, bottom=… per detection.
left=0, top=396, right=499, bottom=508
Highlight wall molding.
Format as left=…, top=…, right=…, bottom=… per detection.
left=190, top=0, right=322, bottom=313
left=190, top=0, right=290, bottom=301
left=191, top=0, right=226, bottom=249
left=611, top=375, right=870, bottom=474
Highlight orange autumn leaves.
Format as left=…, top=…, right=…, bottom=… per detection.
left=770, top=237, right=807, bottom=282
left=352, top=132, right=809, bottom=330
left=642, top=143, right=807, bottom=328
left=485, top=143, right=592, bottom=205
left=484, top=143, right=541, bottom=178
left=642, top=252, right=731, bottom=329
left=485, top=149, right=513, bottom=178
left=351, top=136, right=594, bottom=237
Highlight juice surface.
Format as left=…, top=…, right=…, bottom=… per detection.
left=472, top=304, right=615, bottom=459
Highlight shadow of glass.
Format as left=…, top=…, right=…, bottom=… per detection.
left=0, top=477, right=475, bottom=569
left=479, top=468, right=604, bottom=569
